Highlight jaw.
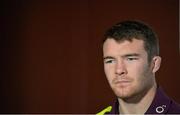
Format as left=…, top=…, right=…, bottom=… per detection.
left=112, top=79, right=157, bottom=103
left=111, top=82, right=134, bottom=99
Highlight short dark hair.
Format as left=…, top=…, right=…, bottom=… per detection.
left=103, top=20, right=159, bottom=62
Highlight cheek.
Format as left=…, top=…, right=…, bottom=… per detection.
left=104, top=64, right=113, bottom=74
left=133, top=64, right=152, bottom=84
left=127, top=63, right=143, bottom=74
left=104, top=65, right=114, bottom=81
left=128, top=63, right=149, bottom=80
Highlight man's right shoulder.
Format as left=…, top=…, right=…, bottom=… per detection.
left=96, top=106, right=112, bottom=115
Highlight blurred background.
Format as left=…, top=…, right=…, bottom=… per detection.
left=1, top=0, right=179, bottom=113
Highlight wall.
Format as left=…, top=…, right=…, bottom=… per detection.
left=1, top=0, right=179, bottom=113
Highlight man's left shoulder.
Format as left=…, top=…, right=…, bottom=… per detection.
left=146, top=87, right=180, bottom=114
left=168, top=100, right=180, bottom=113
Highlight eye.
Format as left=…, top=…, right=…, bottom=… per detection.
left=104, top=59, right=114, bottom=64
left=127, top=57, right=138, bottom=61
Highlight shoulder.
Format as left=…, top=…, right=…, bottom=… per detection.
left=146, top=86, right=180, bottom=114
left=96, top=99, right=119, bottom=114
left=168, top=100, right=180, bottom=113
left=96, top=106, right=112, bottom=115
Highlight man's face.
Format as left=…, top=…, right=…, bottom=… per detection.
left=103, top=38, right=156, bottom=100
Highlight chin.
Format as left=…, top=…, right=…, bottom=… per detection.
left=113, top=87, right=133, bottom=99
left=116, top=92, right=133, bottom=99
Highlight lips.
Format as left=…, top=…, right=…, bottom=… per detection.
left=115, top=80, right=131, bottom=84
left=113, top=79, right=132, bottom=87
left=112, top=77, right=132, bottom=85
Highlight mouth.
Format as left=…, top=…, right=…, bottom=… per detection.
left=114, top=80, right=131, bottom=87
left=116, top=80, right=130, bottom=83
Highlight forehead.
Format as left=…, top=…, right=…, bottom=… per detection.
left=103, top=38, right=147, bottom=56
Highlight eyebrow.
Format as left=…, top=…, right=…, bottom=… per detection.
left=122, top=53, right=140, bottom=58
left=103, top=53, right=140, bottom=60
left=103, top=56, right=115, bottom=60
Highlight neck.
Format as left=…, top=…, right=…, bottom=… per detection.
left=118, top=84, right=157, bottom=114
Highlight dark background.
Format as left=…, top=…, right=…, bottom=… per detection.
left=1, top=0, right=179, bottom=113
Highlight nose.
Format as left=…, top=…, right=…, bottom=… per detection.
left=115, top=60, right=127, bottom=76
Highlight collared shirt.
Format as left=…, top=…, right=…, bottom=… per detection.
left=97, top=87, right=180, bottom=114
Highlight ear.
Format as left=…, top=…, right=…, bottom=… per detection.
left=152, top=56, right=162, bottom=73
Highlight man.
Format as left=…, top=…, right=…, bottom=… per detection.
left=97, top=20, right=180, bottom=114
